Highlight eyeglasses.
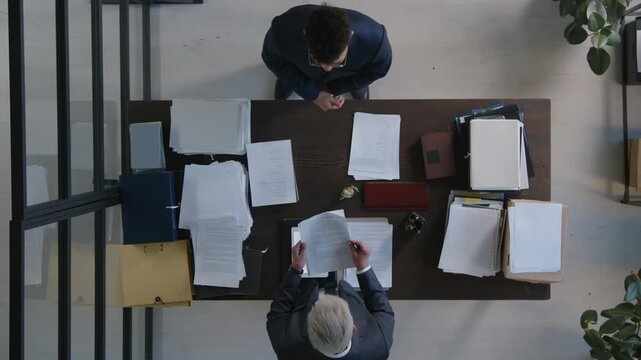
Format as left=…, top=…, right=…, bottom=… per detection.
left=308, top=49, right=347, bottom=68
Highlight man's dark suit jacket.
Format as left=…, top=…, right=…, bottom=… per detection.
left=266, top=268, right=394, bottom=360
left=261, top=5, right=392, bottom=100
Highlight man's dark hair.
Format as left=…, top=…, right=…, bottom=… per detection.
left=304, top=5, right=351, bottom=64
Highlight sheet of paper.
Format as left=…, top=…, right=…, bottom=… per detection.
left=291, top=227, right=328, bottom=278
left=344, top=219, right=393, bottom=289
left=193, top=218, right=247, bottom=287
left=509, top=203, right=563, bottom=273
left=299, top=210, right=352, bottom=274
left=247, top=140, right=298, bottom=207
left=348, top=112, right=400, bottom=180
left=439, top=203, right=502, bottom=277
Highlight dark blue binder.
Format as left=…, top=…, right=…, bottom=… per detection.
left=120, top=171, right=178, bottom=244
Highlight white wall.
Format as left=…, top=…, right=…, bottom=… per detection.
left=2, top=0, right=641, bottom=359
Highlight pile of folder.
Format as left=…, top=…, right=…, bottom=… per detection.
left=439, top=192, right=505, bottom=277
left=348, top=112, right=401, bottom=180
left=179, top=161, right=253, bottom=288
left=170, top=98, right=251, bottom=155
left=454, top=104, right=533, bottom=191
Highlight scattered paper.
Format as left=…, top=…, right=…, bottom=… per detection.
left=343, top=219, right=393, bottom=289
left=299, top=210, right=352, bottom=274
left=291, top=227, right=328, bottom=278
left=247, top=140, right=298, bottom=207
left=348, top=112, right=400, bottom=180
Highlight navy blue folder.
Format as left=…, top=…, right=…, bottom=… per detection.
left=120, top=171, right=178, bottom=244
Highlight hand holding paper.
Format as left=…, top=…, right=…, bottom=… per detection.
left=291, top=241, right=307, bottom=272
left=348, top=240, right=371, bottom=271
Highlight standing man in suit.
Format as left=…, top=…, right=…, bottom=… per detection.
left=266, top=240, right=395, bottom=359
left=262, top=4, right=393, bottom=111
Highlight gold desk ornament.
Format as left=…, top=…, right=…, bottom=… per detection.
left=339, top=185, right=359, bottom=200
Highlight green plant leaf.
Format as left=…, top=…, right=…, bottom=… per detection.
left=601, top=303, right=635, bottom=319
left=587, top=47, right=611, bottom=75
left=575, top=1, right=590, bottom=25
left=624, top=282, right=639, bottom=302
left=560, top=0, right=578, bottom=16
left=611, top=348, right=635, bottom=360
left=613, top=323, right=637, bottom=339
left=634, top=302, right=641, bottom=318
left=616, top=0, right=629, bottom=8
left=600, top=316, right=628, bottom=334
left=606, top=30, right=622, bottom=46
left=591, top=348, right=613, bottom=360
left=605, top=335, right=638, bottom=350
left=566, top=24, right=589, bottom=44
left=585, top=329, right=608, bottom=352
left=592, top=32, right=609, bottom=48
left=582, top=310, right=599, bottom=329
left=589, top=13, right=606, bottom=32
left=587, top=0, right=608, bottom=19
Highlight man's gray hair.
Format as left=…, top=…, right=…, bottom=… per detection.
left=307, top=294, right=354, bottom=356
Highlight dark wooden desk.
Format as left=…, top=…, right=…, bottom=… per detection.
left=128, top=99, right=551, bottom=300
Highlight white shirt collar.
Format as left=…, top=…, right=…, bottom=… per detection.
left=322, top=339, right=352, bottom=359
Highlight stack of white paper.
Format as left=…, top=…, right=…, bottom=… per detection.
left=469, top=119, right=528, bottom=190
left=192, top=217, right=248, bottom=287
left=299, top=210, right=353, bottom=275
left=508, top=202, right=562, bottom=273
left=348, top=112, right=401, bottom=180
left=179, top=161, right=253, bottom=288
left=343, top=218, right=393, bottom=289
left=439, top=203, right=503, bottom=277
left=246, top=140, right=298, bottom=207
left=170, top=98, right=251, bottom=155
left=179, top=161, right=253, bottom=230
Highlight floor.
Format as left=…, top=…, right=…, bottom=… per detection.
left=1, top=0, right=641, bottom=359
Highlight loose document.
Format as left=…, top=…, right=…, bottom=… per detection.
left=246, top=140, right=298, bottom=207
left=179, top=161, right=253, bottom=287
left=170, top=98, right=251, bottom=155
left=343, top=218, right=393, bottom=289
left=348, top=112, right=401, bottom=180
left=299, top=210, right=353, bottom=275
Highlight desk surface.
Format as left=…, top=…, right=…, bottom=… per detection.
left=128, top=99, right=551, bottom=300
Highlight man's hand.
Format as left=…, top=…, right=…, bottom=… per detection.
left=313, top=91, right=344, bottom=111
left=291, top=241, right=307, bottom=272
left=348, top=240, right=371, bottom=271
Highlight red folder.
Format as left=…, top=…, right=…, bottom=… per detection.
left=421, top=131, right=456, bottom=180
left=364, top=182, right=429, bottom=211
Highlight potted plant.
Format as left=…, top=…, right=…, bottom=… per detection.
left=552, top=0, right=631, bottom=75
left=581, top=269, right=641, bottom=360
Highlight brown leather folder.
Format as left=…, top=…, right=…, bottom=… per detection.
left=421, top=131, right=456, bottom=180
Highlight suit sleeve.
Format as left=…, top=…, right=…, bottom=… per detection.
left=357, top=268, right=395, bottom=354
left=326, top=26, right=392, bottom=95
left=261, top=27, right=321, bottom=100
left=266, top=269, right=302, bottom=354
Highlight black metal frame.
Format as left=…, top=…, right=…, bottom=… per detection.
left=8, top=0, right=121, bottom=359
left=621, top=5, right=641, bottom=206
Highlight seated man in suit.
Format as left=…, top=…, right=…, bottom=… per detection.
left=266, top=240, right=395, bottom=359
left=262, top=4, right=393, bottom=111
